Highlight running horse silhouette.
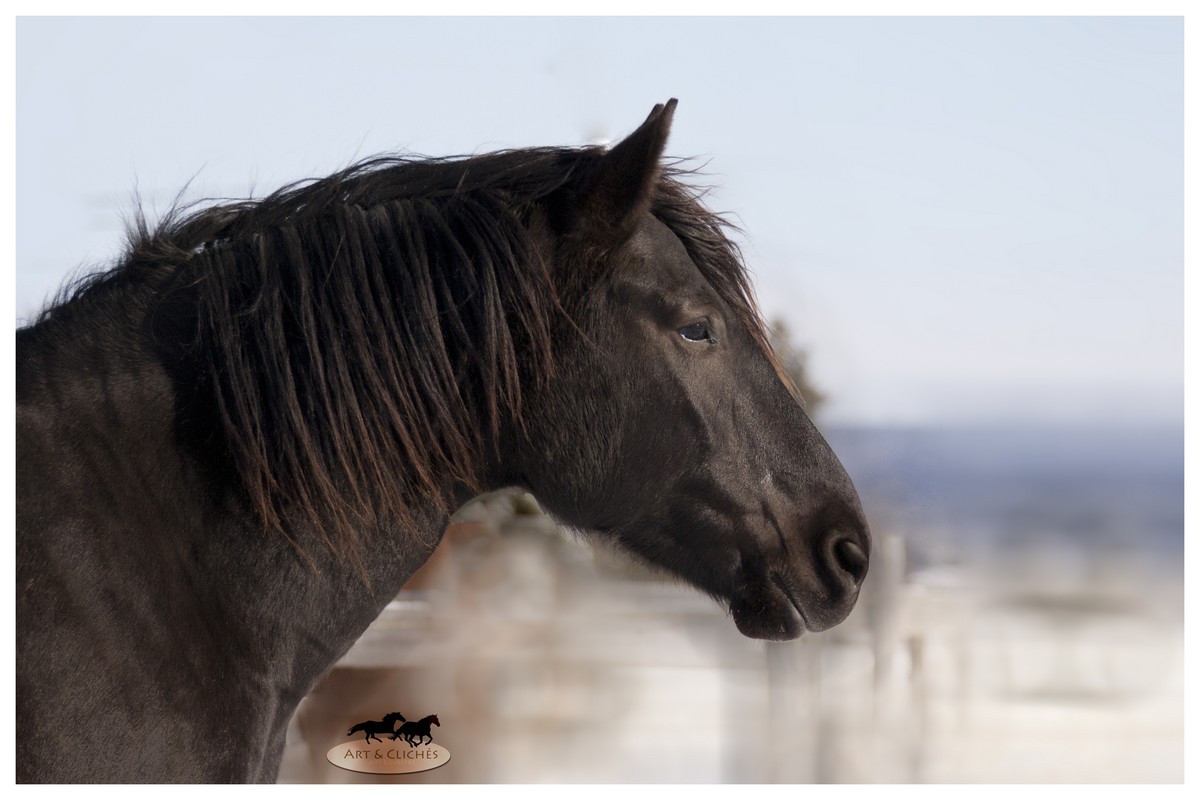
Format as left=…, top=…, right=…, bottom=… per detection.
left=16, top=99, right=869, bottom=782
left=392, top=714, right=440, bottom=748
left=347, top=712, right=406, bottom=744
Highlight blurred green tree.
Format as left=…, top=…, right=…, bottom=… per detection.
left=769, top=317, right=825, bottom=419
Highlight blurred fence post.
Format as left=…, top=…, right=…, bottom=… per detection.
left=765, top=637, right=823, bottom=782
left=868, top=534, right=906, bottom=693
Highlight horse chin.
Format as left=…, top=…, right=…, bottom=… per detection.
left=728, top=581, right=807, bottom=641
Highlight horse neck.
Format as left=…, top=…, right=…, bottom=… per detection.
left=18, top=285, right=450, bottom=773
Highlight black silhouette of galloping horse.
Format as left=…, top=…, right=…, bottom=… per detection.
left=392, top=714, right=440, bottom=748
left=347, top=712, right=406, bottom=744
left=17, top=100, right=869, bottom=782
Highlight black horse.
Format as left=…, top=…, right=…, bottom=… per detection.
left=16, top=99, right=869, bottom=782
left=347, top=712, right=406, bottom=744
left=392, top=714, right=440, bottom=748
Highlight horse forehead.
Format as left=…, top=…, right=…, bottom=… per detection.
left=623, top=214, right=700, bottom=284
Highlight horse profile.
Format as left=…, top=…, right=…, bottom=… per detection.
left=16, top=99, right=869, bottom=782
left=347, top=712, right=406, bottom=744
left=392, top=714, right=440, bottom=747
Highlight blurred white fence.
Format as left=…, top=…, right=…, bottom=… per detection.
left=279, top=494, right=1182, bottom=783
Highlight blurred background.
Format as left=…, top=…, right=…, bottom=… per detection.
left=16, top=15, right=1183, bottom=783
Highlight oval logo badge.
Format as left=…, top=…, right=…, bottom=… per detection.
left=331, top=712, right=449, bottom=774
left=326, top=742, right=450, bottom=775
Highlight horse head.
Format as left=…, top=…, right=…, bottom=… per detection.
left=504, top=100, right=870, bottom=640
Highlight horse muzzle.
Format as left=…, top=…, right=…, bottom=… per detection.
left=730, top=519, right=870, bottom=641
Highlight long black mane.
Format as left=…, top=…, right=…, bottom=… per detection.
left=31, top=147, right=778, bottom=559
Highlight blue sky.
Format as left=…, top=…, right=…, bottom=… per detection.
left=15, top=16, right=1183, bottom=425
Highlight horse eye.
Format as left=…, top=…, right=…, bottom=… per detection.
left=678, top=320, right=712, bottom=342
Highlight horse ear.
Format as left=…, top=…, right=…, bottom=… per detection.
left=578, top=98, right=677, bottom=241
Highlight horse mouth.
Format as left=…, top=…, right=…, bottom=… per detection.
left=728, top=572, right=810, bottom=641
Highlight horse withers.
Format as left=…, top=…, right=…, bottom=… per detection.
left=16, top=99, right=869, bottom=782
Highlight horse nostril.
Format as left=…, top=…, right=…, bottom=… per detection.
left=832, top=537, right=869, bottom=586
